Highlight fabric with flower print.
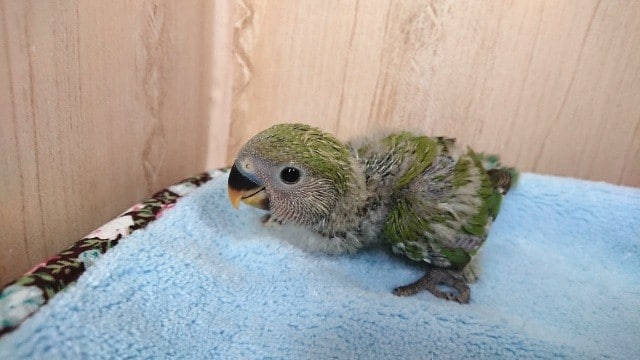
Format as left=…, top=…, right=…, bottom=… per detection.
left=0, top=285, right=45, bottom=330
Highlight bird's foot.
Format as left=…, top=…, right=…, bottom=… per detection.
left=393, top=268, right=470, bottom=304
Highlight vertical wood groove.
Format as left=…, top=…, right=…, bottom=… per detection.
left=533, top=0, right=601, bottom=170
left=140, top=0, right=168, bottom=191
left=334, top=0, right=360, bottom=130
left=506, top=2, right=544, bottom=162
left=25, top=10, right=48, bottom=257
left=232, top=0, right=253, bottom=96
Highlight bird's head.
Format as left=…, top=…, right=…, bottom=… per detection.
left=227, top=123, right=356, bottom=227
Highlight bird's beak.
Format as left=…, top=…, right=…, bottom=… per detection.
left=227, top=163, right=270, bottom=210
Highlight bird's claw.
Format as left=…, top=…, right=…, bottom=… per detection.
left=393, top=268, right=470, bottom=304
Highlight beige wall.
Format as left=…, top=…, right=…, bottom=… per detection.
left=1, top=0, right=639, bottom=284
left=228, top=0, right=640, bottom=185
left=0, top=1, right=222, bottom=284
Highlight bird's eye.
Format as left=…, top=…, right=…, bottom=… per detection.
left=280, top=167, right=301, bottom=184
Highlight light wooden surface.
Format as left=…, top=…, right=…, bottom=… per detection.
left=0, top=0, right=219, bottom=284
left=228, top=0, right=640, bottom=186
left=2, top=0, right=639, bottom=284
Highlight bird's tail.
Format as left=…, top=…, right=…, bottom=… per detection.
left=480, top=154, right=519, bottom=195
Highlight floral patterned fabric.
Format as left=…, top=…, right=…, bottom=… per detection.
left=0, top=170, right=226, bottom=337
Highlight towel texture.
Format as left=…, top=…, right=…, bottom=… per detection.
left=1, top=173, right=639, bottom=359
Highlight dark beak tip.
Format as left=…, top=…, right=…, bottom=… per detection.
left=228, top=163, right=261, bottom=190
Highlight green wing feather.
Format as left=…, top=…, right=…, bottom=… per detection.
left=380, top=133, right=438, bottom=190
left=379, top=135, right=514, bottom=269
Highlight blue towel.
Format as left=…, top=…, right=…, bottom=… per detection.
left=1, top=173, right=639, bottom=359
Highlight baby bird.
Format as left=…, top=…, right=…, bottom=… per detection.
left=228, top=123, right=516, bottom=303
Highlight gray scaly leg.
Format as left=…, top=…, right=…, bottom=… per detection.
left=393, top=267, right=470, bottom=304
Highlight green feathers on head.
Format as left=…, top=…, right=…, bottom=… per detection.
left=245, top=123, right=353, bottom=194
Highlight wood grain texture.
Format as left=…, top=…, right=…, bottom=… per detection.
left=2, top=0, right=639, bottom=285
left=0, top=0, right=216, bottom=284
left=228, top=0, right=640, bottom=187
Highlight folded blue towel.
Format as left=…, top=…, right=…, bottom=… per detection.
left=1, top=173, right=639, bottom=359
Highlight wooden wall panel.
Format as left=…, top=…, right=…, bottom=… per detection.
left=228, top=0, right=640, bottom=187
left=0, top=0, right=221, bottom=284
left=2, top=0, right=639, bottom=285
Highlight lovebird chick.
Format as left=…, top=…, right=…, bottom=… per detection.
left=228, top=123, right=516, bottom=303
